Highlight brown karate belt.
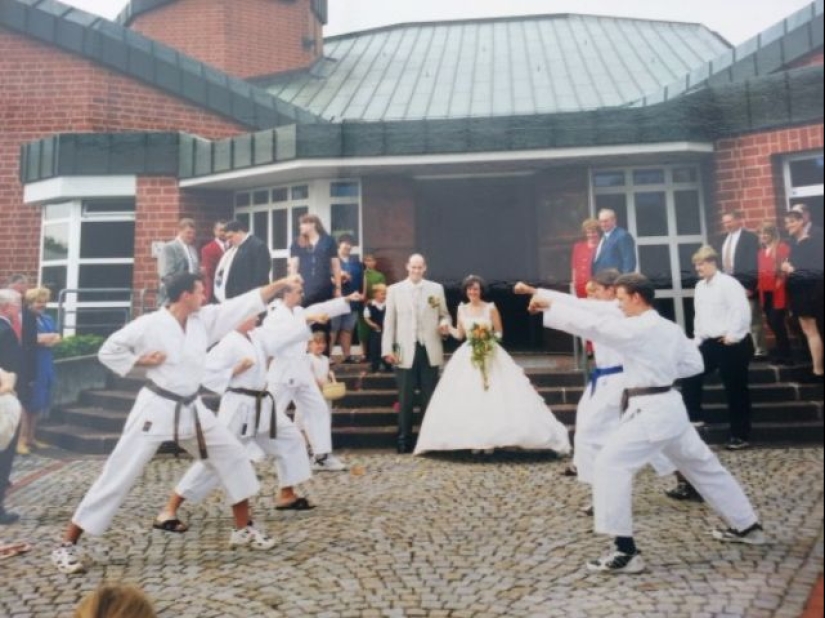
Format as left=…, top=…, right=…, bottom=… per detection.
left=144, top=380, right=206, bottom=459
left=620, top=385, right=674, bottom=413
left=226, top=386, right=277, bottom=439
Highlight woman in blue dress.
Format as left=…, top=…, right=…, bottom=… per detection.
left=19, top=287, right=61, bottom=453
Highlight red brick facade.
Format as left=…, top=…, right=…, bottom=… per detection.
left=128, top=0, right=323, bottom=79
left=713, top=123, right=824, bottom=231
left=0, top=26, right=246, bottom=286
left=361, top=177, right=417, bottom=283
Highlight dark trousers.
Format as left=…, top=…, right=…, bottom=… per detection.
left=681, top=337, right=754, bottom=441
left=395, top=343, right=439, bottom=449
left=762, top=293, right=791, bottom=360
left=0, top=426, right=19, bottom=507
left=368, top=330, right=388, bottom=372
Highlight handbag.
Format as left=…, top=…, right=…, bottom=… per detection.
left=322, top=377, right=346, bottom=401
left=0, top=393, right=22, bottom=451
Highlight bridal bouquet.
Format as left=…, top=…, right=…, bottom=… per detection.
left=467, top=323, right=500, bottom=390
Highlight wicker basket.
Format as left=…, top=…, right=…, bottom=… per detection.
left=322, top=379, right=346, bottom=401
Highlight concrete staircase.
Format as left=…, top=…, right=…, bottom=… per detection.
left=40, top=358, right=823, bottom=454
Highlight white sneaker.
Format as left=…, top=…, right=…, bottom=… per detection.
left=229, top=523, right=276, bottom=551
left=51, top=542, right=86, bottom=574
left=712, top=523, right=766, bottom=545
left=312, top=454, right=348, bottom=472
left=586, top=550, right=645, bottom=574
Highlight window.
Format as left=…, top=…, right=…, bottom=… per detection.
left=784, top=153, right=824, bottom=227
left=591, top=165, right=706, bottom=329
left=40, top=199, right=136, bottom=335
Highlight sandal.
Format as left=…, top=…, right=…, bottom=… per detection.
left=0, top=542, right=32, bottom=560
left=275, top=497, right=316, bottom=511
left=152, top=518, right=189, bottom=533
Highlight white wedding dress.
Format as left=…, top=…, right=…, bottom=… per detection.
left=414, top=302, right=571, bottom=455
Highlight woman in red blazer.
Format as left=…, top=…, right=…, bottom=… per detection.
left=571, top=218, right=601, bottom=298
left=758, top=222, right=791, bottom=364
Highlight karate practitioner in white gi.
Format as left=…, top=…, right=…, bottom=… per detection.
left=155, top=313, right=317, bottom=528
left=51, top=272, right=299, bottom=574
left=263, top=281, right=361, bottom=472
left=515, top=270, right=675, bottom=515
left=530, top=273, right=765, bottom=575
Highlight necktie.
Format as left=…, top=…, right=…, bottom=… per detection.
left=723, top=235, right=733, bottom=274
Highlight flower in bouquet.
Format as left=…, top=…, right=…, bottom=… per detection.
left=467, top=322, right=500, bottom=390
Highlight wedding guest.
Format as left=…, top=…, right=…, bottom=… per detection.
left=329, top=235, right=363, bottom=363
left=681, top=246, right=754, bottom=451
left=720, top=211, right=765, bottom=359
left=414, top=275, right=569, bottom=456
left=782, top=210, right=824, bottom=377
left=382, top=254, right=451, bottom=454
left=531, top=273, right=765, bottom=575
left=592, top=209, right=636, bottom=274
left=757, top=222, right=792, bottom=365
left=5, top=275, right=36, bottom=456
left=357, top=252, right=387, bottom=358
left=74, top=584, right=157, bottom=618
left=157, top=218, right=199, bottom=307
left=571, top=218, right=601, bottom=298
left=791, top=202, right=823, bottom=239
left=0, top=290, right=22, bottom=525
left=214, top=220, right=271, bottom=301
left=289, top=214, right=342, bottom=307
left=363, top=284, right=392, bottom=373
left=200, top=220, right=227, bottom=303
left=19, top=288, right=60, bottom=453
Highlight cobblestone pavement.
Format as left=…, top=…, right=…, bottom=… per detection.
left=1, top=447, right=822, bottom=618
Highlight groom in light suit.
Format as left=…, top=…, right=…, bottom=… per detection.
left=383, top=254, right=451, bottom=453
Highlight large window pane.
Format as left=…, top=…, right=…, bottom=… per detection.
left=271, top=187, right=288, bottom=202
left=43, top=223, right=70, bottom=260
left=674, top=190, right=702, bottom=235
left=789, top=155, right=824, bottom=187
left=252, top=190, right=269, bottom=205
left=253, top=211, right=269, bottom=245
left=78, top=264, right=134, bottom=301
left=638, top=245, right=672, bottom=288
left=672, top=167, right=698, bottom=183
left=41, top=265, right=67, bottom=300
left=635, top=192, right=668, bottom=237
left=678, top=242, right=703, bottom=287
left=331, top=203, right=360, bottom=244
left=271, top=209, right=288, bottom=251
left=291, top=185, right=309, bottom=200
left=654, top=298, right=676, bottom=323
left=75, top=307, right=132, bottom=337
left=292, top=206, right=308, bottom=240
left=595, top=194, right=628, bottom=229
left=272, top=257, right=288, bottom=280
left=80, top=221, right=135, bottom=259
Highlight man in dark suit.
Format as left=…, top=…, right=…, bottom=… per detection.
left=0, top=289, right=22, bottom=525
left=215, top=220, right=272, bottom=301
left=200, top=220, right=227, bottom=303
left=592, top=209, right=637, bottom=274
left=719, top=211, right=765, bottom=358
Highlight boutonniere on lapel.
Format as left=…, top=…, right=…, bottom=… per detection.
left=427, top=295, right=441, bottom=309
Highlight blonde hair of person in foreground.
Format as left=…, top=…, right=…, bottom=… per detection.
left=74, top=584, right=157, bottom=618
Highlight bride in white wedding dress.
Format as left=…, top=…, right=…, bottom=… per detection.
left=414, top=275, right=571, bottom=455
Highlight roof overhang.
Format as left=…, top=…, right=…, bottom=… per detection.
left=23, top=175, right=136, bottom=205
left=179, top=141, right=715, bottom=190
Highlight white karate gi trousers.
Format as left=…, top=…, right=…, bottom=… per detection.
left=593, top=414, right=758, bottom=537
left=72, top=406, right=259, bottom=536
left=176, top=405, right=311, bottom=501
left=274, top=382, right=332, bottom=457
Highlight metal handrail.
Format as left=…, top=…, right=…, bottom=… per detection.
left=56, top=288, right=135, bottom=336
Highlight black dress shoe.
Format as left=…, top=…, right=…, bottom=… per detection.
left=0, top=508, right=20, bottom=525
left=665, top=482, right=704, bottom=503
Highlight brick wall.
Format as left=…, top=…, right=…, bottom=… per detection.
left=0, top=26, right=246, bottom=286
left=713, top=123, right=824, bottom=232
left=128, top=0, right=322, bottom=79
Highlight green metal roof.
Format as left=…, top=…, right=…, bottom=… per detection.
left=261, top=13, right=730, bottom=122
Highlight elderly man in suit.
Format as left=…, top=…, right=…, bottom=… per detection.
left=719, top=211, right=765, bottom=358
left=382, top=254, right=451, bottom=453
left=592, top=209, right=637, bottom=274
left=158, top=218, right=200, bottom=306
left=0, top=289, right=22, bottom=525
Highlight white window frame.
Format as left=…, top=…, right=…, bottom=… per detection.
left=39, top=200, right=136, bottom=335
left=590, top=164, right=708, bottom=328
left=783, top=151, right=824, bottom=206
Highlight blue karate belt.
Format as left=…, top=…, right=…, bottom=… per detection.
left=588, top=365, right=624, bottom=396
